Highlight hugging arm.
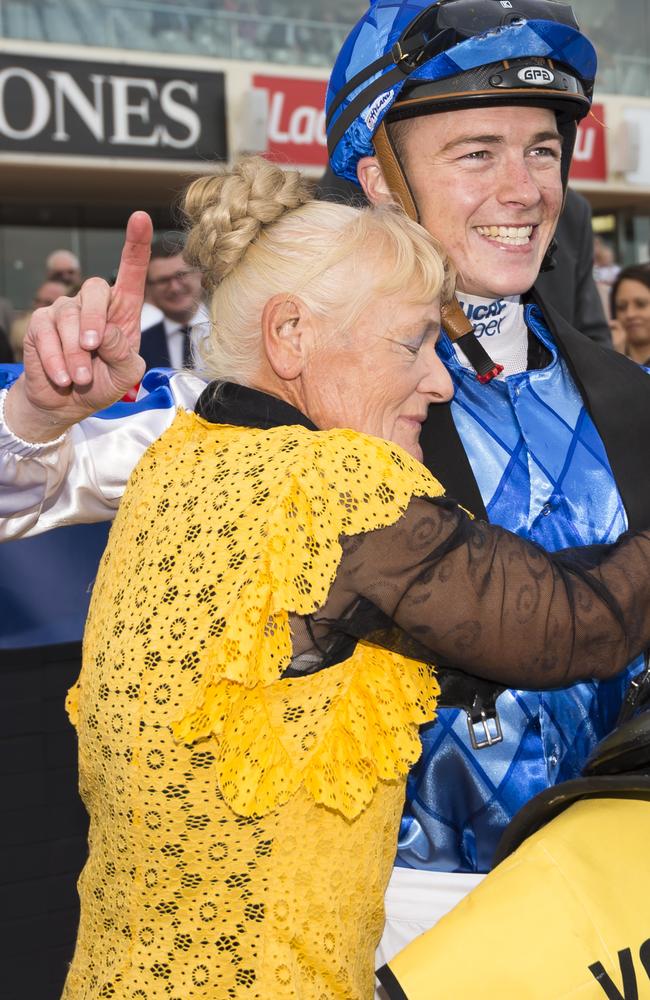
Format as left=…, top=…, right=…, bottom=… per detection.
left=330, top=497, right=650, bottom=688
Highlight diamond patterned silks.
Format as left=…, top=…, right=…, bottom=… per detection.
left=397, top=306, right=642, bottom=873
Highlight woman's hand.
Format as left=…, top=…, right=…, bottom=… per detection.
left=4, top=211, right=152, bottom=442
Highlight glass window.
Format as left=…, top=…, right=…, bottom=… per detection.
left=570, top=0, right=650, bottom=97
left=3, top=2, right=648, bottom=94
left=0, top=1, right=367, bottom=69
left=0, top=206, right=171, bottom=310
left=0, top=224, right=79, bottom=310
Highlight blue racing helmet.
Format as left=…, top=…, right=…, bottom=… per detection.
left=326, top=0, right=597, bottom=215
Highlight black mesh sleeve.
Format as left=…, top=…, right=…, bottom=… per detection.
left=316, top=497, right=650, bottom=689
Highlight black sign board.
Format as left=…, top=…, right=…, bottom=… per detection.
left=0, top=54, right=227, bottom=161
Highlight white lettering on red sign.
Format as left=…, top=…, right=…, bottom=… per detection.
left=570, top=102, right=607, bottom=182
left=254, top=74, right=327, bottom=167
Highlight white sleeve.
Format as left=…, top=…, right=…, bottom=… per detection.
left=0, top=369, right=205, bottom=540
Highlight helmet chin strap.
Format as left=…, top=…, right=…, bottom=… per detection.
left=373, top=121, right=504, bottom=384
left=373, top=122, right=420, bottom=222
left=440, top=300, right=505, bottom=384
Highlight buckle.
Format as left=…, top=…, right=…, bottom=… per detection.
left=391, top=33, right=427, bottom=70
left=391, top=40, right=407, bottom=64
left=468, top=708, right=503, bottom=749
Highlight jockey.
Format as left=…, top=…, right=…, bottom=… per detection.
left=324, top=0, right=650, bottom=962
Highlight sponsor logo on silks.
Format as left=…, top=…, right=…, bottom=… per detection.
left=362, top=90, right=394, bottom=132
left=517, top=66, right=555, bottom=86
left=459, top=298, right=508, bottom=338
left=589, top=938, right=650, bottom=999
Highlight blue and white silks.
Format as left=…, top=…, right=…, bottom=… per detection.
left=397, top=304, right=642, bottom=873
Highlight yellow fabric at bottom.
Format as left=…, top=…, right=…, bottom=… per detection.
left=386, top=797, right=650, bottom=1000
left=64, top=413, right=443, bottom=998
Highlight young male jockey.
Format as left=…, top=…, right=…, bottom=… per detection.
left=2, top=0, right=650, bottom=967
left=324, top=0, right=650, bottom=961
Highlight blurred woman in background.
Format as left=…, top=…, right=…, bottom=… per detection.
left=610, top=264, right=650, bottom=364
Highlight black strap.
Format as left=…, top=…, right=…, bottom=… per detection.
left=327, top=31, right=448, bottom=159
left=326, top=32, right=429, bottom=129
left=326, top=49, right=397, bottom=128
left=375, top=963, right=410, bottom=1000
left=327, top=62, right=413, bottom=159
left=492, top=774, right=650, bottom=866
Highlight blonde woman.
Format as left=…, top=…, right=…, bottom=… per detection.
left=6, top=158, right=650, bottom=999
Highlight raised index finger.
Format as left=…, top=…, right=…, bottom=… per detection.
left=114, top=210, right=153, bottom=300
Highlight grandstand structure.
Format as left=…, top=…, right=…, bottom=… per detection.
left=0, top=0, right=365, bottom=65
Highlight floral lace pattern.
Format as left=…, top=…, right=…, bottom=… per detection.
left=64, top=412, right=443, bottom=998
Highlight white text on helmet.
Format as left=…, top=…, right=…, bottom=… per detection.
left=517, top=67, right=555, bottom=86
left=362, top=90, right=394, bottom=132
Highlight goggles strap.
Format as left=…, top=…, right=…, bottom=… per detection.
left=326, top=32, right=428, bottom=130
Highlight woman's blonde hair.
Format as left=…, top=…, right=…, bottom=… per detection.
left=183, top=156, right=454, bottom=385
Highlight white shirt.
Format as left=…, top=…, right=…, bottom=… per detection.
left=140, top=302, right=163, bottom=330
left=454, top=293, right=528, bottom=378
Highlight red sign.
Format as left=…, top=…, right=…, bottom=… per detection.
left=253, top=74, right=328, bottom=167
left=570, top=102, right=607, bottom=181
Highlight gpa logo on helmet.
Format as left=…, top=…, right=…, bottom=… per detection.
left=362, top=90, right=394, bottom=132
left=517, top=66, right=555, bottom=86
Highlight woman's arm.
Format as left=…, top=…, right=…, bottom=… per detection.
left=333, top=497, right=650, bottom=689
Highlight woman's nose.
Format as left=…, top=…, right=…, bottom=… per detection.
left=419, top=352, right=454, bottom=403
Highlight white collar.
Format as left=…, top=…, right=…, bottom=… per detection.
left=454, top=293, right=528, bottom=378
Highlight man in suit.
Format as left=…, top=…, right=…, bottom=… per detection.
left=140, top=236, right=206, bottom=371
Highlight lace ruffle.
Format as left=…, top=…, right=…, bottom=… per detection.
left=175, top=641, right=439, bottom=820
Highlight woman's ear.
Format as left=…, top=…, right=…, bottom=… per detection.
left=261, top=295, right=314, bottom=380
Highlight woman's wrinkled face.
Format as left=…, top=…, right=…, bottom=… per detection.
left=301, top=290, right=453, bottom=461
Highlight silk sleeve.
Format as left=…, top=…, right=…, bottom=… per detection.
left=0, top=371, right=204, bottom=540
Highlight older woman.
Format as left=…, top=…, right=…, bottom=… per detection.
left=5, top=158, right=650, bottom=1000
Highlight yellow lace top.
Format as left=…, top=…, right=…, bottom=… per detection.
left=64, top=409, right=444, bottom=999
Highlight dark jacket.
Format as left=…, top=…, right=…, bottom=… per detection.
left=420, top=292, right=650, bottom=529
left=139, top=320, right=172, bottom=371
left=535, top=188, right=612, bottom=348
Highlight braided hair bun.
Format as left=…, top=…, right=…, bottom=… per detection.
left=183, top=156, right=314, bottom=292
